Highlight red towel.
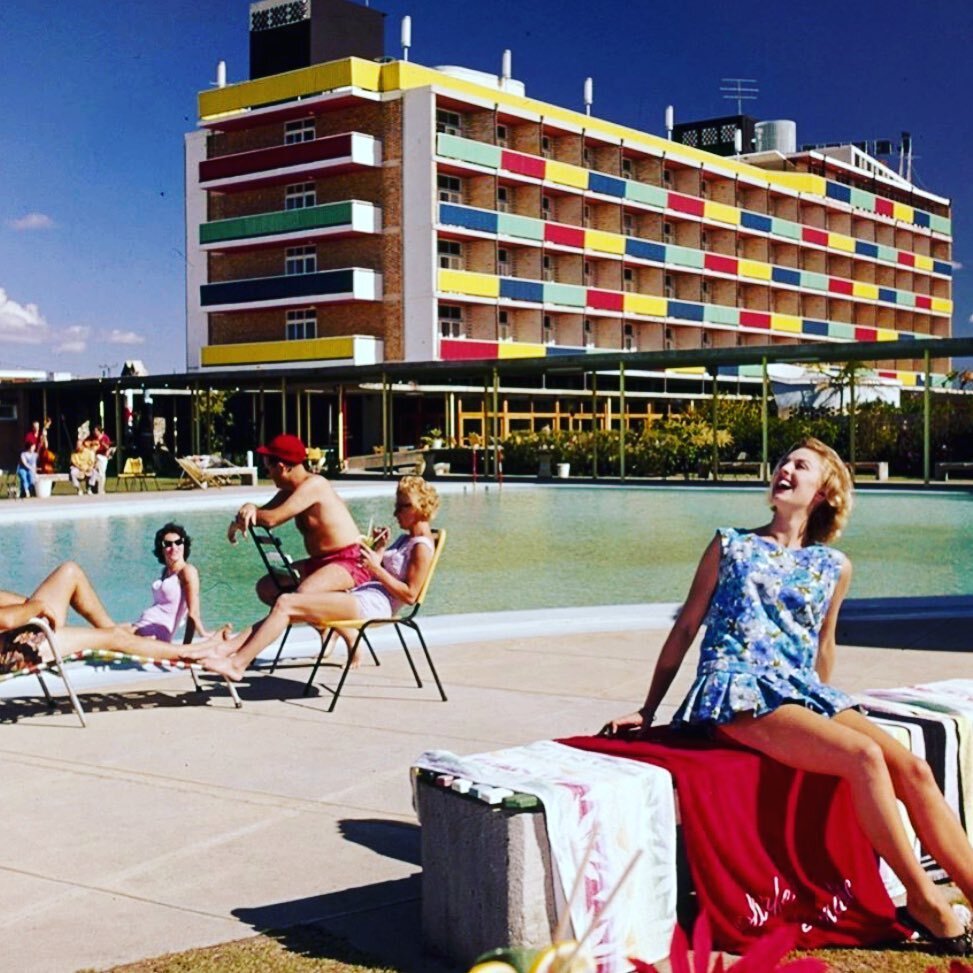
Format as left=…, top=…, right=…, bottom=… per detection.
left=560, top=729, right=908, bottom=952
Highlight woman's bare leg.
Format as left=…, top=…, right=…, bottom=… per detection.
left=720, top=706, right=965, bottom=939
left=51, top=626, right=186, bottom=660
left=31, top=562, right=114, bottom=629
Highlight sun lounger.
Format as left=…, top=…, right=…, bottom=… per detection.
left=177, top=456, right=259, bottom=489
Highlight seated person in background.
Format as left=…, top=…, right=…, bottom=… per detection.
left=123, top=523, right=219, bottom=642
left=84, top=425, right=113, bottom=494
left=192, top=476, right=439, bottom=678
left=17, top=443, right=37, bottom=498
left=69, top=441, right=97, bottom=495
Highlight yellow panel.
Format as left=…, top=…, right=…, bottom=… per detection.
left=876, top=328, right=899, bottom=341
left=770, top=314, right=802, bottom=334
left=739, top=259, right=772, bottom=281
left=829, top=233, right=855, bottom=253
left=667, top=366, right=707, bottom=375
left=624, top=293, right=667, bottom=316
left=931, top=297, right=953, bottom=314
left=852, top=282, right=879, bottom=300
left=703, top=201, right=741, bottom=226
left=913, top=254, right=933, bottom=271
left=545, top=159, right=588, bottom=190
left=437, top=269, right=499, bottom=298
left=201, top=337, right=356, bottom=366
left=497, top=342, right=546, bottom=358
left=585, top=229, right=625, bottom=255
left=893, top=202, right=915, bottom=223
left=899, top=372, right=918, bottom=387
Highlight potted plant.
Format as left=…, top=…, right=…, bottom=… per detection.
left=421, top=428, right=444, bottom=449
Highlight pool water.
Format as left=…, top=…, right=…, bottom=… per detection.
left=5, top=485, right=972, bottom=630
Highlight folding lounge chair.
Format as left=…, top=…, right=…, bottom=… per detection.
left=176, top=456, right=232, bottom=489
left=304, top=527, right=447, bottom=712
left=0, top=618, right=241, bottom=727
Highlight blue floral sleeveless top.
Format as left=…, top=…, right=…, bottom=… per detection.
left=672, top=527, right=855, bottom=726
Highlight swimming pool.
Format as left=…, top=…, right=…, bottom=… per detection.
left=3, top=484, right=971, bottom=629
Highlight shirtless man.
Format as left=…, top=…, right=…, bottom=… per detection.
left=228, top=433, right=369, bottom=604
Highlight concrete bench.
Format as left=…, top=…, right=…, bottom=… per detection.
left=936, top=462, right=973, bottom=481
left=715, top=461, right=767, bottom=479
left=849, top=461, right=889, bottom=481
left=343, top=449, right=426, bottom=475
left=35, top=473, right=70, bottom=498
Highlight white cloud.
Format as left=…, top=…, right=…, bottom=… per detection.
left=53, top=325, right=89, bottom=355
left=0, top=288, right=48, bottom=343
left=953, top=260, right=964, bottom=271
left=7, top=212, right=55, bottom=231
left=104, top=329, right=146, bottom=345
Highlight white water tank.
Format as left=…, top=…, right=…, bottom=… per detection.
left=755, top=119, right=797, bottom=153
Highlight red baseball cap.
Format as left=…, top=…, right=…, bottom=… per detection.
left=256, top=433, right=307, bottom=465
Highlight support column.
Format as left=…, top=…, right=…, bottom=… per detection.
left=710, top=367, right=719, bottom=481
left=923, top=350, right=931, bottom=484
left=492, top=368, right=500, bottom=481
left=619, top=363, right=626, bottom=481
left=590, top=371, right=598, bottom=479
left=761, top=357, right=769, bottom=481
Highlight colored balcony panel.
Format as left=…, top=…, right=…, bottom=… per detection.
left=771, top=314, right=802, bottom=334
left=498, top=341, right=547, bottom=359
left=826, top=181, right=852, bottom=204
left=436, top=133, right=502, bottom=169
left=545, top=345, right=586, bottom=357
left=703, top=304, right=739, bottom=326
left=878, top=287, right=897, bottom=304
left=930, top=214, right=951, bottom=235
left=852, top=282, right=879, bottom=300
left=802, top=319, right=829, bottom=337
left=625, top=293, right=667, bottom=317
left=874, top=197, right=894, bottom=218
left=585, top=229, right=625, bottom=255
left=913, top=209, right=931, bottom=229
left=625, top=238, right=666, bottom=263
left=716, top=365, right=739, bottom=377
left=544, top=282, right=587, bottom=308
left=854, top=326, right=878, bottom=342
left=498, top=212, right=545, bottom=242
left=771, top=266, right=800, bottom=287
left=740, top=310, right=770, bottom=330
left=544, top=223, right=586, bottom=249
left=624, top=181, right=668, bottom=208
left=875, top=244, right=898, bottom=263
left=200, top=269, right=358, bottom=307
left=933, top=260, right=952, bottom=277
left=855, top=241, right=879, bottom=259
left=896, top=291, right=916, bottom=308
left=849, top=188, right=874, bottom=211
left=704, top=253, right=738, bottom=275
left=802, top=271, right=829, bottom=292
left=499, top=277, right=544, bottom=303
left=667, top=245, right=704, bottom=270
left=667, top=192, right=705, bottom=218
left=914, top=254, right=934, bottom=272
left=545, top=159, right=588, bottom=190
left=199, top=133, right=355, bottom=183
left=703, top=201, right=741, bottom=226
left=438, top=269, right=500, bottom=298
left=501, top=149, right=546, bottom=180
left=893, top=202, right=914, bottom=223
left=739, top=259, right=772, bottom=281
left=667, top=300, right=704, bottom=322
left=877, top=329, right=900, bottom=342
left=829, top=233, right=855, bottom=253
left=440, top=338, right=499, bottom=361
left=770, top=217, right=801, bottom=240
left=200, top=201, right=357, bottom=244
left=438, top=203, right=499, bottom=234
left=932, top=297, right=953, bottom=314
left=828, top=322, right=856, bottom=340
left=897, top=251, right=915, bottom=267
left=828, top=278, right=853, bottom=296
left=740, top=211, right=772, bottom=234
left=588, top=172, right=627, bottom=198
left=801, top=226, right=829, bottom=247
left=587, top=288, right=624, bottom=312
left=915, top=294, right=932, bottom=310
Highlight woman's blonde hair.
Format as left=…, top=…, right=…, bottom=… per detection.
left=397, top=475, right=440, bottom=520
left=775, top=437, right=854, bottom=544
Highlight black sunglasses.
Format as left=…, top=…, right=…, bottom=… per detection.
left=162, top=538, right=184, bottom=548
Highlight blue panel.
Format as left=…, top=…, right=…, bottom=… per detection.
left=771, top=267, right=801, bottom=287
left=878, top=287, right=897, bottom=304
left=934, top=260, right=952, bottom=277
left=546, top=345, right=585, bottom=356
left=802, top=319, right=829, bottom=337
left=499, top=278, right=544, bottom=303
left=587, top=172, right=626, bottom=198
left=201, top=269, right=354, bottom=306
left=438, top=203, right=498, bottom=234
left=855, top=241, right=879, bottom=258
left=740, top=211, right=772, bottom=233
left=897, top=332, right=916, bottom=341
left=914, top=210, right=931, bottom=228
left=625, top=238, right=667, bottom=263
left=668, top=300, right=704, bottom=322
left=716, top=365, right=740, bottom=377
left=826, top=181, right=852, bottom=204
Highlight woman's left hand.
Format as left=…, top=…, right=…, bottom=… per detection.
left=358, top=541, right=382, bottom=572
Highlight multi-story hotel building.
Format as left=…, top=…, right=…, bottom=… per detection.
left=186, top=0, right=953, bottom=396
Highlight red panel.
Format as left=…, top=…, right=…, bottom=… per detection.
left=915, top=294, right=932, bottom=309
left=587, top=289, right=624, bottom=312
left=544, top=223, right=586, bottom=248
left=704, top=253, right=738, bottom=275
left=878, top=370, right=897, bottom=379
left=874, top=197, right=894, bottom=218
left=501, top=150, right=546, bottom=179
left=898, top=251, right=915, bottom=267
left=854, top=327, right=877, bottom=342
left=199, top=133, right=354, bottom=182
left=668, top=192, right=705, bottom=217
left=740, top=310, right=770, bottom=329
left=801, top=227, right=829, bottom=247
left=828, top=278, right=853, bottom=295
left=440, top=338, right=498, bottom=361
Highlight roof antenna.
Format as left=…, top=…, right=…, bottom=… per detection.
left=501, top=49, right=512, bottom=90
left=665, top=105, right=674, bottom=140
left=213, top=60, right=227, bottom=88
left=583, top=76, right=593, bottom=116
left=401, top=15, right=412, bottom=61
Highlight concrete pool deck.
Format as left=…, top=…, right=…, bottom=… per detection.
left=1, top=488, right=971, bottom=972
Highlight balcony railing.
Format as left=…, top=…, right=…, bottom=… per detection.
left=199, top=201, right=380, bottom=246
left=200, top=267, right=381, bottom=310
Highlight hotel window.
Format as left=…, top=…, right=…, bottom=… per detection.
left=541, top=135, right=553, bottom=158
left=623, top=323, right=635, bottom=351
left=700, top=330, right=712, bottom=348
left=437, top=174, right=463, bottom=204
left=664, top=326, right=674, bottom=350
left=542, top=315, right=556, bottom=345
left=439, top=304, right=465, bottom=338
left=701, top=279, right=710, bottom=298
left=285, top=309, right=317, bottom=341
left=583, top=261, right=592, bottom=284
left=543, top=255, right=555, bottom=282
left=664, top=274, right=674, bottom=298
left=284, top=119, right=315, bottom=144
left=438, top=239, right=463, bottom=270
left=662, top=221, right=673, bottom=243
left=700, top=179, right=709, bottom=199
left=498, top=310, right=511, bottom=341
left=436, top=109, right=463, bottom=136
left=285, top=182, right=316, bottom=210
left=285, top=245, right=316, bottom=275
left=582, top=146, right=592, bottom=169
left=497, top=247, right=511, bottom=277
left=583, top=205, right=591, bottom=227
left=583, top=317, right=594, bottom=347
left=497, top=185, right=510, bottom=213
left=662, top=168, right=672, bottom=185
left=623, top=267, right=635, bottom=292
left=496, top=123, right=508, bottom=147
left=541, top=195, right=552, bottom=219
left=623, top=213, right=635, bottom=237
left=701, top=230, right=709, bottom=251
left=621, top=157, right=634, bottom=178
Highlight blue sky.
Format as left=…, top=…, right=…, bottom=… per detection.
left=0, top=0, right=969, bottom=378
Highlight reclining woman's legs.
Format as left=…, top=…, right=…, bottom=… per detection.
left=30, top=561, right=115, bottom=629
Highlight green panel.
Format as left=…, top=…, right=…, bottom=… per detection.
left=929, top=214, right=952, bottom=236
left=703, top=304, right=739, bottom=326
left=436, top=133, right=502, bottom=169
left=828, top=322, right=856, bottom=340
left=770, top=218, right=801, bottom=240
left=666, top=245, right=704, bottom=269
left=801, top=271, right=829, bottom=292
left=896, top=290, right=916, bottom=307
left=497, top=212, right=544, bottom=241
left=624, top=181, right=668, bottom=209
left=200, top=202, right=355, bottom=244
left=544, top=282, right=587, bottom=307
left=849, top=188, right=874, bottom=211
left=738, top=364, right=766, bottom=378
left=876, top=244, right=898, bottom=263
